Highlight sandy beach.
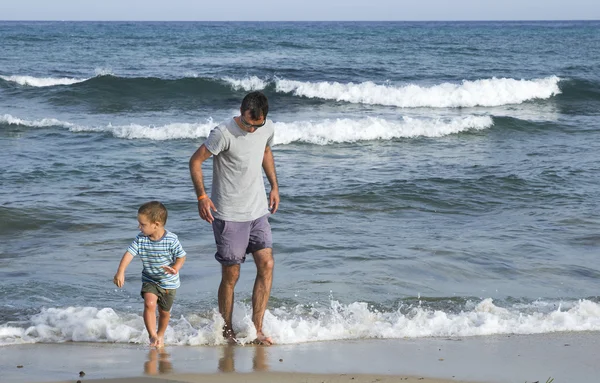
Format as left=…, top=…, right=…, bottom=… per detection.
left=2, top=332, right=597, bottom=383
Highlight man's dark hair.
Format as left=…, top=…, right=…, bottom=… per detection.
left=241, top=91, right=269, bottom=120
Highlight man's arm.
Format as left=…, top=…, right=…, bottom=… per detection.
left=262, top=145, right=279, bottom=214
left=189, top=144, right=217, bottom=223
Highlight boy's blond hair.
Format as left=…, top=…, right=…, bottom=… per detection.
left=138, top=201, right=168, bottom=225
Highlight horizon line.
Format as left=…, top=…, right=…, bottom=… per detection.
left=1, top=19, right=599, bottom=22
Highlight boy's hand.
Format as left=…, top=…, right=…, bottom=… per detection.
left=113, top=273, right=125, bottom=287
left=162, top=265, right=178, bottom=275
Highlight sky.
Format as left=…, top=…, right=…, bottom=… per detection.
left=0, top=0, right=599, bottom=21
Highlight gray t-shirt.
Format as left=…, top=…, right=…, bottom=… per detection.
left=204, top=117, right=275, bottom=222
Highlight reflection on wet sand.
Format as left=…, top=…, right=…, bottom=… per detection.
left=218, top=344, right=270, bottom=373
left=218, top=345, right=235, bottom=372
left=252, top=345, right=268, bottom=372
left=144, top=348, right=173, bottom=375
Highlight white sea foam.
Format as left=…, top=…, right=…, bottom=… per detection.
left=1, top=114, right=492, bottom=143
left=0, top=114, right=74, bottom=128
left=274, top=115, right=494, bottom=145
left=69, top=120, right=216, bottom=140
left=1, top=114, right=215, bottom=140
left=275, top=76, right=561, bottom=107
left=222, top=75, right=268, bottom=91
left=0, top=75, right=88, bottom=87
left=1, top=299, right=599, bottom=346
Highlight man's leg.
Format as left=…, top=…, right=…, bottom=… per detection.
left=251, top=248, right=274, bottom=345
left=218, top=264, right=240, bottom=341
left=218, top=344, right=236, bottom=372
left=252, top=344, right=268, bottom=371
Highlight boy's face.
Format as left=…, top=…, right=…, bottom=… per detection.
left=137, top=214, right=160, bottom=237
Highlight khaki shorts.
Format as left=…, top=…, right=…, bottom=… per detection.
left=140, top=282, right=176, bottom=312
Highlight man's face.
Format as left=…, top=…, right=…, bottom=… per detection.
left=240, top=110, right=266, bottom=131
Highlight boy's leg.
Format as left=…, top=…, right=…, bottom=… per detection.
left=142, top=292, right=159, bottom=346
left=156, top=307, right=170, bottom=348
left=154, top=288, right=176, bottom=348
left=144, top=349, right=159, bottom=375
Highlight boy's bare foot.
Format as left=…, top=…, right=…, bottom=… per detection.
left=149, top=336, right=159, bottom=347
left=252, top=332, right=273, bottom=346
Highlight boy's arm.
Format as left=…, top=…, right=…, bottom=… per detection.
left=163, top=256, right=186, bottom=275
left=113, top=251, right=134, bottom=287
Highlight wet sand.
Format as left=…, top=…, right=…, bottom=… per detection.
left=2, top=332, right=598, bottom=383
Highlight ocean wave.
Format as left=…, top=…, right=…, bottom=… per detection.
left=1, top=114, right=493, bottom=143
left=551, top=78, right=600, bottom=115
left=1, top=73, right=564, bottom=110
left=275, top=76, right=562, bottom=107
left=0, top=114, right=215, bottom=139
left=0, top=74, right=88, bottom=87
left=69, top=120, right=216, bottom=140
left=274, top=115, right=493, bottom=144
left=222, top=75, right=268, bottom=91
left=0, top=114, right=74, bottom=128
left=0, top=73, right=249, bottom=92
left=1, top=298, right=599, bottom=346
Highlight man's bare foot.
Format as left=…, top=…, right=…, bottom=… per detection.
left=149, top=336, right=159, bottom=347
left=252, top=332, right=273, bottom=346
left=223, top=327, right=238, bottom=345
left=156, top=337, right=165, bottom=348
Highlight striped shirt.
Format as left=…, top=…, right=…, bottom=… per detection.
left=127, top=230, right=186, bottom=290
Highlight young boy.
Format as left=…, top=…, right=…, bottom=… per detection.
left=113, top=201, right=186, bottom=348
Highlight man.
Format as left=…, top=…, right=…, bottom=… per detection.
left=189, top=91, right=279, bottom=345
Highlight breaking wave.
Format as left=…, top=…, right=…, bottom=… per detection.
left=1, top=298, right=599, bottom=346
left=1, top=114, right=493, bottom=143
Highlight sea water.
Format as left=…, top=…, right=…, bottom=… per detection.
left=1, top=21, right=600, bottom=346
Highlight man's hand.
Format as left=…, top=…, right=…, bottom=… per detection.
left=113, top=272, right=125, bottom=288
left=198, top=197, right=217, bottom=223
left=269, top=187, right=280, bottom=214
left=262, top=146, right=279, bottom=214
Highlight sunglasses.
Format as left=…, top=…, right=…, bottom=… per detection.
left=240, top=115, right=266, bottom=128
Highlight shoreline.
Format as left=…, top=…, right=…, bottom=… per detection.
left=2, top=332, right=598, bottom=383
left=44, top=372, right=474, bottom=383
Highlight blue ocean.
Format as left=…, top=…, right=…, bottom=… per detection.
left=1, top=21, right=600, bottom=346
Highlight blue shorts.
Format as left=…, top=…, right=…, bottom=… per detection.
left=212, top=214, right=273, bottom=265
